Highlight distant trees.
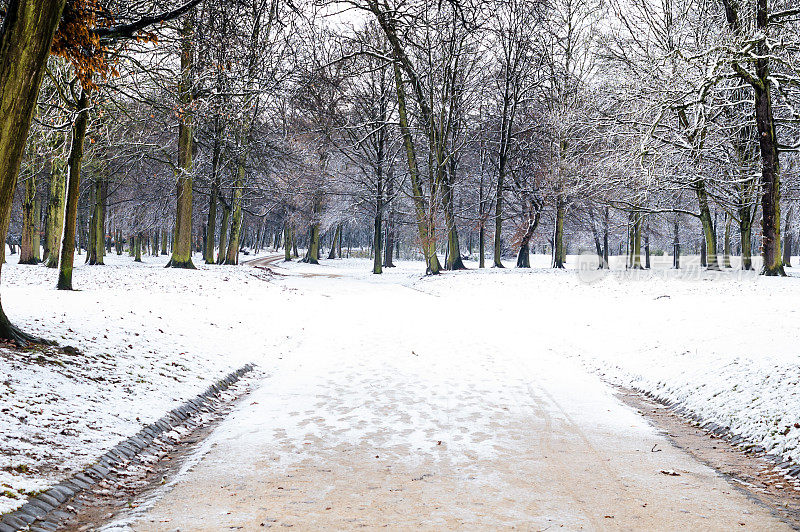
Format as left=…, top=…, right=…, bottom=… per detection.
left=0, top=0, right=799, bottom=351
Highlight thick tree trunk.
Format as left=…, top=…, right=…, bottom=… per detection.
left=673, top=219, right=681, bottom=269
left=57, top=89, right=90, bottom=291
left=754, top=0, right=784, bottom=275
left=168, top=16, right=196, bottom=269
left=0, top=0, right=66, bottom=340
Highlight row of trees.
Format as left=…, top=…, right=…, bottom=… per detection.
left=0, top=0, right=798, bottom=343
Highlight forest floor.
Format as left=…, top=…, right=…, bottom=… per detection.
left=3, top=251, right=800, bottom=529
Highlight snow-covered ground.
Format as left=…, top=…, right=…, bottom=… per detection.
left=2, top=249, right=799, bottom=515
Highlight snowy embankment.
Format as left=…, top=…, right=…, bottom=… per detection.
left=0, top=251, right=293, bottom=513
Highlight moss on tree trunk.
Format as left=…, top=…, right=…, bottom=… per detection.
left=57, top=89, right=90, bottom=291
left=168, top=16, right=196, bottom=270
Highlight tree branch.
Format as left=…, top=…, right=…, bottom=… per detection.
left=730, top=62, right=763, bottom=90
left=769, top=7, right=800, bottom=22
left=94, top=0, right=203, bottom=42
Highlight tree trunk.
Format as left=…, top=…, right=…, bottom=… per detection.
left=88, top=175, right=106, bottom=265
left=700, top=236, right=707, bottom=267
left=673, top=219, right=681, bottom=269
left=168, top=16, right=196, bottom=269
left=384, top=188, right=395, bottom=268
left=696, top=181, right=720, bottom=270
left=516, top=204, right=541, bottom=268
left=327, top=223, right=341, bottom=260
left=724, top=214, right=733, bottom=268
left=45, top=159, right=67, bottom=268
left=372, top=210, right=382, bottom=274
left=33, top=193, right=41, bottom=262
left=631, top=212, right=643, bottom=269
left=783, top=206, right=793, bottom=267
left=57, top=89, right=90, bottom=291
left=303, top=224, right=321, bottom=265
left=492, top=176, right=504, bottom=268
left=204, top=121, right=222, bottom=264
left=391, top=59, right=440, bottom=274
left=224, top=154, right=245, bottom=265
left=134, top=232, right=142, bottom=262
left=552, top=196, right=566, bottom=268
left=0, top=0, right=66, bottom=340
left=284, top=223, right=292, bottom=262
left=602, top=207, right=610, bottom=269
left=754, top=0, right=784, bottom=275
left=19, top=172, right=37, bottom=264
left=444, top=182, right=465, bottom=271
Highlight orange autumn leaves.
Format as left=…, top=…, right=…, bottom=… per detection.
left=51, top=0, right=155, bottom=90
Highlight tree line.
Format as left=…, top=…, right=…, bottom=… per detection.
left=0, top=0, right=798, bottom=342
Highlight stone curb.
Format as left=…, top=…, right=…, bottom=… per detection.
left=0, top=363, right=255, bottom=532
left=637, top=389, right=799, bottom=479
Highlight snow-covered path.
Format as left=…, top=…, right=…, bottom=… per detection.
left=108, top=260, right=789, bottom=531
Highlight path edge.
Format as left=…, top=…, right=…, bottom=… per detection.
left=0, top=363, right=255, bottom=532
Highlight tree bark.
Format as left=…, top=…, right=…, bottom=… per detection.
left=695, top=180, right=720, bottom=270
left=753, top=0, right=783, bottom=275
left=783, top=206, right=793, bottom=267
left=391, top=59, right=440, bottom=274
left=552, top=195, right=566, bottom=268
left=88, top=174, right=106, bottom=265
left=204, top=124, right=221, bottom=264
left=516, top=203, right=541, bottom=268
left=284, top=223, right=292, bottom=262
left=723, top=214, right=733, bottom=268
left=0, top=0, right=67, bottom=339
left=168, top=15, right=196, bottom=269
left=19, top=172, right=38, bottom=264
left=56, top=89, right=90, bottom=291
left=328, top=223, right=341, bottom=260
left=602, top=207, right=610, bottom=269
left=224, top=155, right=245, bottom=265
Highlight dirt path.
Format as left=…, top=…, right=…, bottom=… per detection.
left=101, top=267, right=793, bottom=531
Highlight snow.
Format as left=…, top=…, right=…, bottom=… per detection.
left=2, top=249, right=799, bottom=515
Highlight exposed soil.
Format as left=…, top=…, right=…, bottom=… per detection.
left=54, top=377, right=255, bottom=532
left=618, top=387, right=800, bottom=529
